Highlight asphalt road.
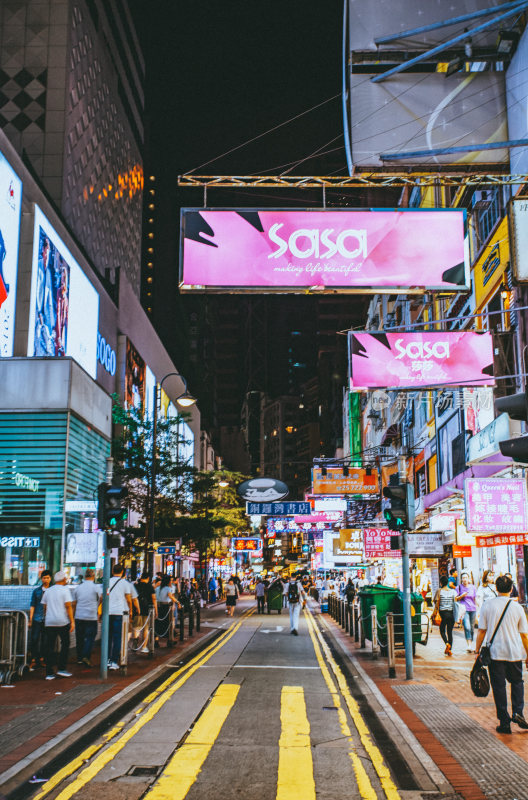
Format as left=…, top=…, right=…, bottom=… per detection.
left=25, top=599, right=429, bottom=800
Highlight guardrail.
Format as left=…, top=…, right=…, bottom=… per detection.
left=0, top=609, right=29, bottom=684
left=324, top=595, right=431, bottom=677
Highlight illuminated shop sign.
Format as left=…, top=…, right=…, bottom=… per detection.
left=97, top=333, right=116, bottom=375
left=180, top=209, right=469, bottom=293
left=13, top=471, right=40, bottom=492
left=232, top=538, right=262, bottom=551
left=0, top=536, right=40, bottom=548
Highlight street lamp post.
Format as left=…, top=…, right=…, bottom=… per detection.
left=147, top=372, right=196, bottom=572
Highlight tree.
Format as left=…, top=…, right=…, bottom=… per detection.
left=111, top=395, right=195, bottom=555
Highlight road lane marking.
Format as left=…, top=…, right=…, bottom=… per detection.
left=145, top=683, right=240, bottom=800
left=31, top=610, right=254, bottom=800
left=305, top=607, right=401, bottom=800
left=304, top=612, right=378, bottom=800
left=231, top=664, right=320, bottom=669
left=277, top=686, right=316, bottom=800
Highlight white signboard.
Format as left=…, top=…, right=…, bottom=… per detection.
left=65, top=532, right=98, bottom=564
left=407, top=533, right=444, bottom=556
left=467, top=412, right=521, bottom=464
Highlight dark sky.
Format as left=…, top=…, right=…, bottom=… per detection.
left=131, top=0, right=345, bottom=178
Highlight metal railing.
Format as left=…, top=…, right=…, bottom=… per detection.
left=0, top=609, right=29, bottom=684
left=324, top=595, right=431, bottom=678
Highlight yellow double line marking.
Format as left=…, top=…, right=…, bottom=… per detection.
left=32, top=609, right=253, bottom=800
left=304, top=606, right=400, bottom=800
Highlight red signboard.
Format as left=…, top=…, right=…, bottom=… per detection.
left=232, top=537, right=262, bottom=551
left=364, top=528, right=401, bottom=558
left=452, top=545, right=472, bottom=558
left=476, top=533, right=528, bottom=548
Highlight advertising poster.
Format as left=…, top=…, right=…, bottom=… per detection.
left=0, top=152, right=22, bottom=357
left=180, top=209, right=468, bottom=292
left=125, top=338, right=146, bottom=409
left=312, top=467, right=379, bottom=495
left=465, top=478, right=528, bottom=533
left=65, top=532, right=98, bottom=564
left=349, top=331, right=494, bottom=389
left=27, top=207, right=99, bottom=378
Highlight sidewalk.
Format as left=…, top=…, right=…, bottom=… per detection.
left=323, top=610, right=528, bottom=800
left=0, top=606, right=227, bottom=796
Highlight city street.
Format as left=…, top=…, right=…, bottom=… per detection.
left=11, top=599, right=448, bottom=800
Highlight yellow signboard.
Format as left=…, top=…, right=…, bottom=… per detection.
left=333, top=528, right=363, bottom=559
left=474, top=216, right=509, bottom=311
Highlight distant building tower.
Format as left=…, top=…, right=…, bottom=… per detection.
left=0, top=0, right=144, bottom=294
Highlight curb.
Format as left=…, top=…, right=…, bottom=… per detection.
left=0, top=626, right=220, bottom=798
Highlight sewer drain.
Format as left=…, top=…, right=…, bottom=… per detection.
left=322, top=706, right=339, bottom=711
left=127, top=766, right=161, bottom=777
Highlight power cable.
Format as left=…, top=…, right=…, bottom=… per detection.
left=280, top=134, right=345, bottom=176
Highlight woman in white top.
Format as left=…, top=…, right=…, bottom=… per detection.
left=476, top=570, right=497, bottom=619
left=433, top=574, right=457, bottom=656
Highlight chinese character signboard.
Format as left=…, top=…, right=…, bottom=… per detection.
left=476, top=533, right=528, bottom=548
left=364, top=528, right=400, bottom=558
left=246, top=501, right=311, bottom=515
left=232, top=537, right=262, bottom=551
left=349, top=332, right=494, bottom=390
left=312, top=467, right=379, bottom=495
left=465, top=478, right=528, bottom=533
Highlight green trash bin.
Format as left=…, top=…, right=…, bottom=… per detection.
left=393, top=591, right=425, bottom=648
left=266, top=580, right=283, bottom=614
left=358, top=585, right=400, bottom=643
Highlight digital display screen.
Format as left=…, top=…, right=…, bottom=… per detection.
left=0, top=151, right=22, bottom=357
left=28, top=207, right=99, bottom=378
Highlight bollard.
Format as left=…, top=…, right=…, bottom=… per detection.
left=360, top=610, right=366, bottom=649
left=387, top=612, right=396, bottom=678
left=371, top=605, right=378, bottom=659
left=196, top=603, right=201, bottom=632
left=338, top=599, right=343, bottom=626
left=166, top=607, right=174, bottom=647
left=189, top=606, right=194, bottom=637
left=120, top=612, right=129, bottom=674
left=354, top=604, right=359, bottom=642
left=179, top=610, right=184, bottom=642
left=345, top=603, right=349, bottom=633
left=148, top=606, right=155, bottom=656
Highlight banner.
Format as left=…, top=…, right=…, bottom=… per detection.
left=349, top=331, right=494, bottom=389
left=0, top=151, right=22, bottom=357
left=476, top=533, right=528, bottom=548
left=364, top=528, right=400, bottom=558
left=312, top=467, right=379, bottom=495
left=465, top=478, right=528, bottom=533
left=180, top=209, right=468, bottom=293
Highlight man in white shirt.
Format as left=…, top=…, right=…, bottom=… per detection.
left=73, top=568, right=101, bottom=667
left=476, top=574, right=528, bottom=734
left=42, top=571, right=74, bottom=680
left=107, top=564, right=132, bottom=670
left=287, top=573, right=307, bottom=636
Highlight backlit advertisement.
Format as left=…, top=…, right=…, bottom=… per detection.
left=0, top=151, right=22, bottom=357
left=180, top=209, right=468, bottom=293
left=125, top=338, right=145, bottom=409
left=349, top=331, right=494, bottom=389
left=312, top=467, right=379, bottom=495
left=27, top=207, right=99, bottom=378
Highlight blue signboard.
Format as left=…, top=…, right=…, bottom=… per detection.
left=157, top=546, right=177, bottom=554
left=246, top=501, right=312, bottom=516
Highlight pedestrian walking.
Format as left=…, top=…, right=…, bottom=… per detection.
left=505, top=573, right=519, bottom=600
left=447, top=567, right=458, bottom=589
left=217, top=575, right=224, bottom=599
left=42, top=571, right=75, bottom=679
left=476, top=570, right=497, bottom=618
left=433, top=575, right=457, bottom=656
left=208, top=574, right=218, bottom=604
left=475, top=574, right=528, bottom=734
left=28, top=570, right=52, bottom=670
left=456, top=572, right=477, bottom=652
left=255, top=578, right=265, bottom=613
left=282, top=577, right=289, bottom=608
left=287, top=573, right=307, bottom=636
left=72, top=569, right=101, bottom=666
left=345, top=578, right=356, bottom=607
left=156, top=576, right=180, bottom=642
left=108, top=564, right=132, bottom=670
left=225, top=577, right=238, bottom=616
left=135, top=572, right=157, bottom=653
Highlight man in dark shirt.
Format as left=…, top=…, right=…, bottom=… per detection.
left=135, top=572, right=157, bottom=653
left=28, top=570, right=52, bottom=669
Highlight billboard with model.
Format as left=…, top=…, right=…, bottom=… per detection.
left=0, top=151, right=22, bottom=357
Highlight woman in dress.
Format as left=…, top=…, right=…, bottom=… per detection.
left=433, top=574, right=457, bottom=656
left=225, top=577, right=238, bottom=617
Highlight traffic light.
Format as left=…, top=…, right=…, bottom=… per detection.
left=495, top=391, right=528, bottom=463
left=98, top=483, right=128, bottom=531
left=382, top=482, right=415, bottom=531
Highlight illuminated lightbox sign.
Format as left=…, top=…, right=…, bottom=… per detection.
left=465, top=478, right=528, bottom=534
left=232, top=538, right=262, bottom=551
left=28, top=207, right=100, bottom=378
left=349, top=331, right=494, bottom=389
left=1, top=536, right=40, bottom=548
left=180, top=209, right=468, bottom=293
left=0, top=151, right=22, bottom=357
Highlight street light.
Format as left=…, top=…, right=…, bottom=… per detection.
left=148, top=372, right=197, bottom=571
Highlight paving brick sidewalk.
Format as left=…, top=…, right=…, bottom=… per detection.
left=0, top=603, right=232, bottom=784
left=324, top=611, right=528, bottom=800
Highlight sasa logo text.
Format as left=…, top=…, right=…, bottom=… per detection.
left=268, top=224, right=367, bottom=260
left=394, top=339, right=450, bottom=360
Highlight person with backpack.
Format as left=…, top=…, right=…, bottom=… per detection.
left=287, top=573, right=307, bottom=636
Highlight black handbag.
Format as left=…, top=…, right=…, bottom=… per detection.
left=470, top=656, right=490, bottom=697
left=479, top=600, right=512, bottom=667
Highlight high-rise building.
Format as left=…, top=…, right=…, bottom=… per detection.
left=0, top=0, right=144, bottom=293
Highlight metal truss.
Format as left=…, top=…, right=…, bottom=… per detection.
left=178, top=173, right=528, bottom=189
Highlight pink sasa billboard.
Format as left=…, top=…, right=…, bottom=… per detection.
left=179, top=208, right=469, bottom=293
left=349, top=331, right=494, bottom=389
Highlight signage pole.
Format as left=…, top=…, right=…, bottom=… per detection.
left=100, top=456, right=113, bottom=681
left=402, top=529, right=413, bottom=680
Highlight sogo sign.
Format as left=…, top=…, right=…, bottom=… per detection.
left=97, top=332, right=116, bottom=376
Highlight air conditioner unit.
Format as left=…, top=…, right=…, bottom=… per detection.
left=472, top=190, right=492, bottom=210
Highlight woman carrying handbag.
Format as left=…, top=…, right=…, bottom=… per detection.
left=433, top=575, right=457, bottom=656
